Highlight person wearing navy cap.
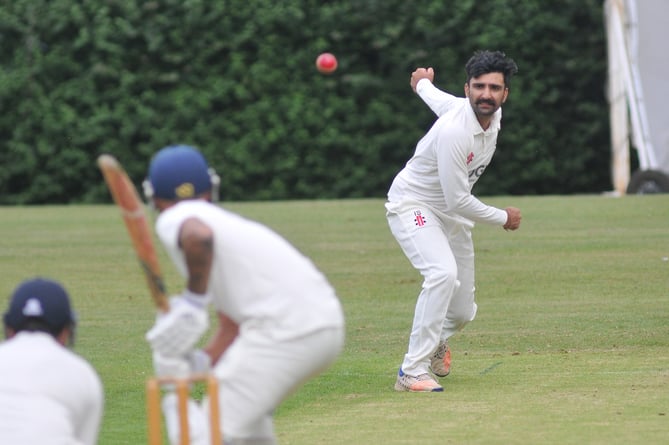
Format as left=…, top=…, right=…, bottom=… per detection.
left=0, top=277, right=104, bottom=445
left=143, top=145, right=345, bottom=445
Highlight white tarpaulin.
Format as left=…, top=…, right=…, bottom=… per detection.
left=605, top=0, right=669, bottom=193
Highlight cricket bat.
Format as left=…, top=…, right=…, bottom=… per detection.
left=97, top=154, right=169, bottom=312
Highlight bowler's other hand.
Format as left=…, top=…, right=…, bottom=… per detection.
left=146, top=296, right=209, bottom=357
left=503, top=207, right=522, bottom=231
left=411, top=67, right=434, bottom=92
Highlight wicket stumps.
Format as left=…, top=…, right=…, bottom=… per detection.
left=146, top=374, right=222, bottom=445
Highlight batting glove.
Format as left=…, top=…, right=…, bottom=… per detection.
left=152, top=348, right=212, bottom=379
left=187, top=349, right=212, bottom=374
left=146, top=293, right=210, bottom=357
left=152, top=351, right=191, bottom=379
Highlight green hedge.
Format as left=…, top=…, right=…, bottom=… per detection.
left=0, top=0, right=609, bottom=204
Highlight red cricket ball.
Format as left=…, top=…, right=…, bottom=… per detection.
left=316, top=53, right=338, bottom=74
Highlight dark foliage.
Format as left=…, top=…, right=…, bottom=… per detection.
left=0, top=0, right=609, bottom=204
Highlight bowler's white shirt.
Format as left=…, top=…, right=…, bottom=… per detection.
left=388, top=78, right=508, bottom=226
left=0, top=332, right=103, bottom=445
left=156, top=201, right=345, bottom=340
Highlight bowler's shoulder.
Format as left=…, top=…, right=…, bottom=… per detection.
left=434, top=107, right=471, bottom=138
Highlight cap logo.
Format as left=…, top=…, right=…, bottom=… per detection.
left=175, top=183, right=195, bottom=199
left=22, top=298, right=44, bottom=317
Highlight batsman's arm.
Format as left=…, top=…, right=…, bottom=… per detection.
left=178, top=217, right=214, bottom=296
left=204, top=311, right=240, bottom=365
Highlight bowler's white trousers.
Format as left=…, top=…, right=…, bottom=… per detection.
left=386, top=200, right=478, bottom=376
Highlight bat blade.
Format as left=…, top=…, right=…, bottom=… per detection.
left=97, top=154, right=169, bottom=312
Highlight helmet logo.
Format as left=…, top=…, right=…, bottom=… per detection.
left=175, top=183, right=195, bottom=199
left=23, top=298, right=44, bottom=317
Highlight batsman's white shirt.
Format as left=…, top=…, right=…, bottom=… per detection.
left=0, top=332, right=103, bottom=445
left=155, top=200, right=344, bottom=337
left=156, top=200, right=345, bottom=441
left=388, top=78, right=507, bottom=226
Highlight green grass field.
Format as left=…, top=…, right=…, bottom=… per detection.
left=1, top=195, right=668, bottom=444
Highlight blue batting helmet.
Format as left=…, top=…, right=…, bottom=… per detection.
left=147, top=145, right=213, bottom=200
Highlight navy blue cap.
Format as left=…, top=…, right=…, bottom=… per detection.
left=3, top=278, right=76, bottom=332
left=147, top=145, right=212, bottom=200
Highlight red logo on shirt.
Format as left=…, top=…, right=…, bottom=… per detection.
left=467, top=152, right=474, bottom=165
left=414, top=210, right=427, bottom=226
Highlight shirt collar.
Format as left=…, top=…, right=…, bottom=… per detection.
left=465, top=102, right=503, bottom=134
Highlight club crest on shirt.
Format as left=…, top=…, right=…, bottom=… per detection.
left=414, top=210, right=427, bottom=227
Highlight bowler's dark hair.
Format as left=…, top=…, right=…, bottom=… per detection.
left=465, top=50, right=518, bottom=87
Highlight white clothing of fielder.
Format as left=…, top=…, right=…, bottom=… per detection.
left=386, top=78, right=508, bottom=376
left=0, top=332, right=104, bottom=445
left=156, top=200, right=345, bottom=444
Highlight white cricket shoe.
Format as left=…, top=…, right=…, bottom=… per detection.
left=394, top=368, right=443, bottom=392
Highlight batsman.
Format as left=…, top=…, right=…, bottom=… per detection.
left=143, top=145, right=345, bottom=445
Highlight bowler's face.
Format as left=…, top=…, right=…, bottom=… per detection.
left=464, top=72, right=508, bottom=118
